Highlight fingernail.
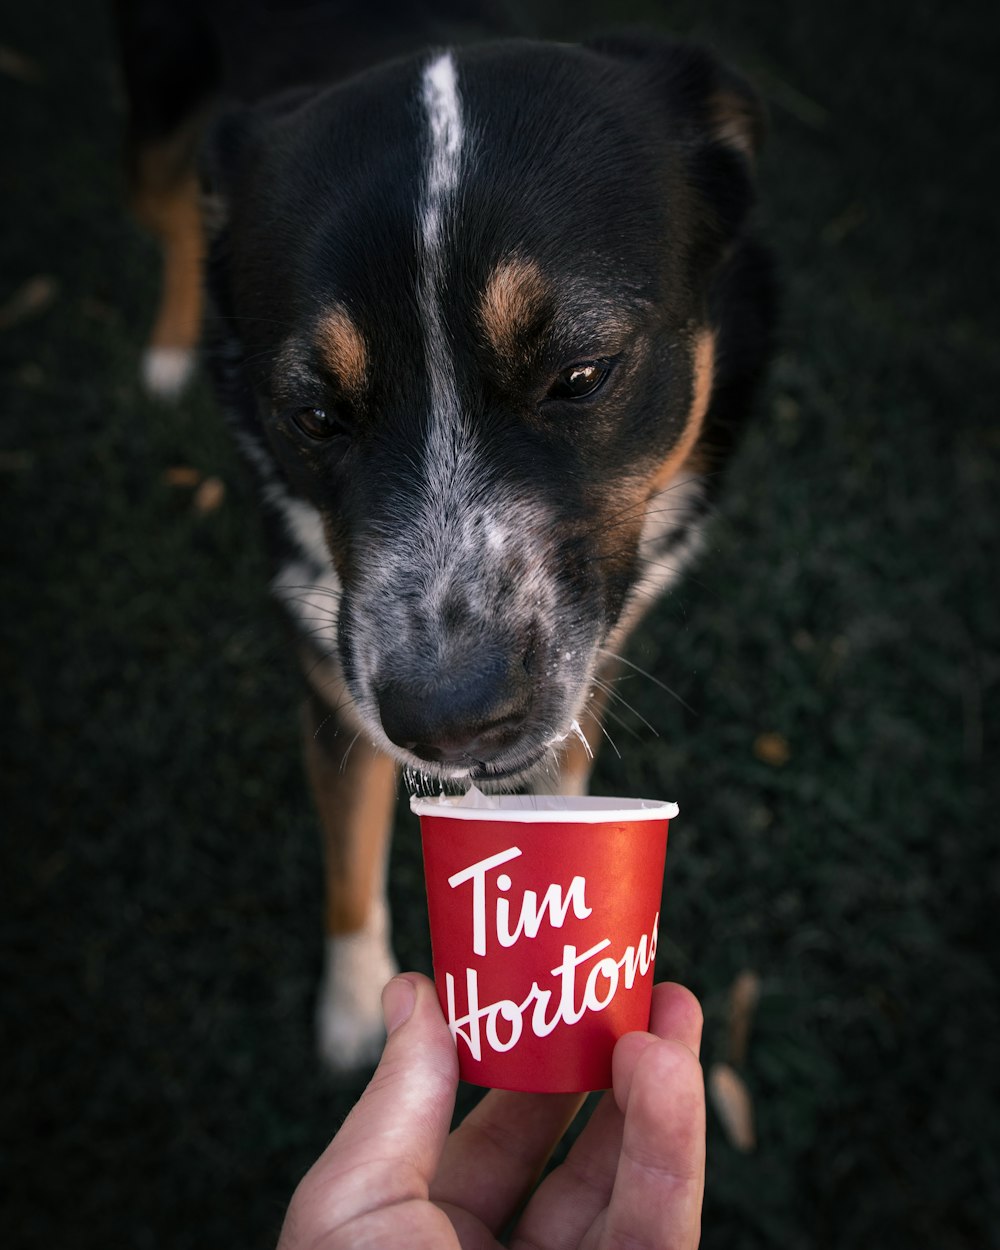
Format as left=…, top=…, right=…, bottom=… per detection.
left=382, top=976, right=416, bottom=1035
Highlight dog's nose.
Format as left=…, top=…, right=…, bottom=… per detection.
left=375, top=646, right=531, bottom=766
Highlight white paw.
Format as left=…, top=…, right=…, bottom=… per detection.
left=141, top=346, right=195, bottom=399
left=315, top=906, right=399, bottom=1074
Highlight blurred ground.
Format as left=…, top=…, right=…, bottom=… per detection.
left=2, top=2, right=998, bottom=1247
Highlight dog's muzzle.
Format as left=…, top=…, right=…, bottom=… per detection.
left=374, top=629, right=534, bottom=771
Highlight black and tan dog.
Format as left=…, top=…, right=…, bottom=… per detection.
left=115, top=0, right=774, bottom=1069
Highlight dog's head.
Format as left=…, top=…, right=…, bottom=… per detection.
left=205, top=35, right=763, bottom=786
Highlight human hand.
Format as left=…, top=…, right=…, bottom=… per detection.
left=277, top=974, right=705, bottom=1249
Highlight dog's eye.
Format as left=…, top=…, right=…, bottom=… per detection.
left=288, top=406, right=341, bottom=440
left=546, top=360, right=611, bottom=401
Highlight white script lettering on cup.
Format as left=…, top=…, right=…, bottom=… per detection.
left=443, top=845, right=659, bottom=1060
left=447, top=846, right=592, bottom=957
left=445, top=918, right=659, bottom=1061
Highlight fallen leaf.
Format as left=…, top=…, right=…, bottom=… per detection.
left=708, top=1062, right=756, bottom=1152
left=727, top=970, right=761, bottom=1067
left=193, top=475, right=225, bottom=514
left=0, top=45, right=43, bottom=84
left=0, top=450, right=33, bottom=473
left=164, top=466, right=202, bottom=488
left=753, top=731, right=790, bottom=767
left=0, top=275, right=58, bottom=330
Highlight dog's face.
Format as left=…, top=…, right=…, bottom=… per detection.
left=206, top=37, right=761, bottom=785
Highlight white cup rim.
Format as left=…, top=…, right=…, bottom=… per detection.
left=410, top=792, right=678, bottom=824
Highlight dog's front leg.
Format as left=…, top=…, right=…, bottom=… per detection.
left=302, top=690, right=399, bottom=1073
left=129, top=131, right=204, bottom=399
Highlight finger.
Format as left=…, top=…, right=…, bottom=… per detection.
left=279, top=974, right=458, bottom=1244
left=431, top=1088, right=586, bottom=1237
left=508, top=1090, right=623, bottom=1250
left=600, top=1039, right=705, bottom=1250
left=507, top=983, right=703, bottom=1250
left=614, top=982, right=704, bottom=1115
left=650, top=982, right=704, bottom=1057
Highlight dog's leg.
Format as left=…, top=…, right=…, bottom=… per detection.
left=113, top=0, right=217, bottom=397
left=302, top=689, right=399, bottom=1072
left=130, top=135, right=204, bottom=399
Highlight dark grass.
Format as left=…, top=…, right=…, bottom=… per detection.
left=2, top=2, right=998, bottom=1246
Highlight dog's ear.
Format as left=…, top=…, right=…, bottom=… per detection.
left=589, top=31, right=765, bottom=160
left=588, top=32, right=765, bottom=265
left=199, top=85, right=321, bottom=236
left=198, top=105, right=260, bottom=236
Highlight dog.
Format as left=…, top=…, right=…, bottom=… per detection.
left=114, top=0, right=774, bottom=1070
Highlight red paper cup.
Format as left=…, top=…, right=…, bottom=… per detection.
left=411, top=790, right=677, bottom=1093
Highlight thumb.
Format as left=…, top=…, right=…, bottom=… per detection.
left=280, top=974, right=459, bottom=1244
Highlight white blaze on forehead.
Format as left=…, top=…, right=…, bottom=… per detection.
left=421, top=52, right=464, bottom=247
left=418, top=51, right=475, bottom=504
left=345, top=48, right=589, bottom=761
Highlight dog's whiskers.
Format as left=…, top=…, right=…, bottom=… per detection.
left=591, top=675, right=660, bottom=737
left=581, top=703, right=623, bottom=760
left=597, top=646, right=696, bottom=716
left=338, top=731, right=363, bottom=774
left=279, top=582, right=342, bottom=602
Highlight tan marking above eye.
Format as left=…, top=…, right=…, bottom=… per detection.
left=316, top=304, right=369, bottom=396
left=478, top=256, right=549, bottom=357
